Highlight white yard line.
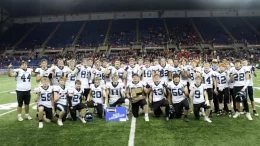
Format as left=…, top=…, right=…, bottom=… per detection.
left=0, top=103, right=35, bottom=117
left=128, top=117, right=136, bottom=146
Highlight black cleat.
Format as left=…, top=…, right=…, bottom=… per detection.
left=184, top=117, right=190, bottom=122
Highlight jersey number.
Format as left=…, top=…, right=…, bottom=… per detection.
left=21, top=74, right=31, bottom=82
left=41, top=93, right=51, bottom=101
left=234, top=73, right=244, bottom=81
left=194, top=90, right=200, bottom=98
left=171, top=88, right=183, bottom=96
left=144, top=70, right=152, bottom=77
left=72, top=95, right=79, bottom=102
left=92, top=91, right=102, bottom=98
left=111, top=89, right=119, bottom=95
left=153, top=88, right=163, bottom=95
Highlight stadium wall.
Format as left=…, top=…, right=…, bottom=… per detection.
left=13, top=9, right=260, bottom=24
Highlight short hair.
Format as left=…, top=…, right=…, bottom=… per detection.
left=195, top=75, right=202, bottom=80
left=112, top=74, right=119, bottom=80
left=41, top=77, right=49, bottom=82
left=58, top=77, right=65, bottom=82
left=153, top=73, right=160, bottom=78
left=129, top=57, right=135, bottom=61
left=138, top=57, right=143, bottom=61
left=41, top=59, right=48, bottom=63
left=219, top=63, right=226, bottom=68
left=75, top=80, right=81, bottom=85
left=94, top=77, right=101, bottom=81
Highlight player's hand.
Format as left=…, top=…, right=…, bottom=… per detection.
left=205, top=100, right=210, bottom=106
left=8, top=63, right=12, bottom=69
left=214, top=88, right=218, bottom=95
left=94, top=103, right=97, bottom=106
left=241, top=88, right=245, bottom=92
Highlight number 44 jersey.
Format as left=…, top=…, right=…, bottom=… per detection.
left=14, top=68, right=33, bottom=91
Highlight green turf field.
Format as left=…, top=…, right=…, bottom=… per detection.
left=0, top=73, right=260, bottom=146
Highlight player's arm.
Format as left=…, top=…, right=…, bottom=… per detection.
left=184, top=86, right=189, bottom=97
left=7, top=64, right=17, bottom=77
left=54, top=91, right=63, bottom=103
left=35, top=91, right=40, bottom=103
left=252, top=67, right=257, bottom=77
left=87, top=90, right=92, bottom=102
left=105, top=88, right=110, bottom=105
left=167, top=88, right=172, bottom=104
left=242, top=72, right=250, bottom=91
left=102, top=86, right=108, bottom=106
left=126, top=86, right=131, bottom=99
left=168, top=71, right=172, bottom=81
left=31, top=71, right=37, bottom=77
left=67, top=93, right=73, bottom=108
left=204, top=89, right=210, bottom=105
left=213, top=76, right=217, bottom=92
left=51, top=92, right=55, bottom=113
left=149, top=89, right=153, bottom=104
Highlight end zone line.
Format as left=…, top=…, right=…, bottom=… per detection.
left=128, top=117, right=136, bottom=146
left=0, top=103, right=35, bottom=117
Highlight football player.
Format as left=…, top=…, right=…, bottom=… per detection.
left=124, top=57, right=139, bottom=87
left=35, top=77, right=54, bottom=128
left=189, top=76, right=212, bottom=123
left=65, top=59, right=77, bottom=89
left=106, top=74, right=129, bottom=113
left=149, top=74, right=169, bottom=120
left=141, top=58, right=155, bottom=86
left=202, top=63, right=217, bottom=117
left=242, top=60, right=258, bottom=116
left=54, top=77, right=69, bottom=126
left=68, top=80, right=87, bottom=123
left=35, top=59, right=53, bottom=85
left=215, top=63, right=232, bottom=117
left=87, top=77, right=107, bottom=118
left=126, top=73, right=149, bottom=121
left=8, top=61, right=36, bottom=121
left=168, top=74, right=190, bottom=122
left=91, top=60, right=105, bottom=85
left=52, top=59, right=69, bottom=85
left=158, top=57, right=170, bottom=83
left=230, top=60, right=253, bottom=120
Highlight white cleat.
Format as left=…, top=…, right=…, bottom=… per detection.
left=57, top=119, right=63, bottom=126
left=39, top=122, right=43, bottom=128
left=204, top=117, right=212, bottom=123
left=17, top=116, right=23, bottom=122
left=25, top=115, right=33, bottom=120
left=144, top=116, right=149, bottom=122
left=233, top=112, right=240, bottom=118
left=79, top=117, right=86, bottom=123
left=246, top=113, right=253, bottom=121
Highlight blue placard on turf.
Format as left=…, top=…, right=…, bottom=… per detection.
left=105, top=107, right=127, bottom=122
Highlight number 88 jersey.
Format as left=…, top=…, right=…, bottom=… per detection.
left=37, top=86, right=53, bottom=108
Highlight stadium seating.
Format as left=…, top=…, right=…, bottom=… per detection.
left=192, top=18, right=229, bottom=44
left=18, top=23, right=58, bottom=50
left=245, top=17, right=260, bottom=44
left=0, top=24, right=35, bottom=49
left=165, top=18, right=199, bottom=45
left=108, top=19, right=136, bottom=47
left=139, top=19, right=166, bottom=46
left=78, top=20, right=109, bottom=48
left=47, top=21, right=83, bottom=48
left=219, top=17, right=258, bottom=43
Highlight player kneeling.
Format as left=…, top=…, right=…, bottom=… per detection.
left=87, top=77, right=107, bottom=118
left=68, top=80, right=87, bottom=123
left=35, top=77, right=54, bottom=128
left=54, top=77, right=69, bottom=126
left=126, top=74, right=149, bottom=121
left=106, top=74, right=129, bottom=113
left=149, top=74, right=169, bottom=120
left=168, top=74, right=190, bottom=122
left=189, top=76, right=212, bottom=123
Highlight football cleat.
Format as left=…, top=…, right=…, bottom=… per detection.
left=166, top=117, right=169, bottom=121
left=57, top=119, right=63, bottom=126
left=233, top=112, right=240, bottom=118
left=39, top=122, right=43, bottom=128
left=17, top=116, right=23, bottom=122
left=204, top=117, right=212, bottom=123
left=79, top=117, right=86, bottom=123
left=228, top=112, right=232, bottom=118
left=246, top=113, right=253, bottom=121
left=253, top=110, right=259, bottom=117
left=184, top=116, right=190, bottom=122
left=144, top=116, right=149, bottom=122
left=25, top=115, right=33, bottom=120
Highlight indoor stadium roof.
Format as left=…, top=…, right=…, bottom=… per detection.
left=1, top=0, right=260, bottom=17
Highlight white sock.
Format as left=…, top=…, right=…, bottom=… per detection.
left=145, top=113, right=148, bottom=117
left=25, top=114, right=29, bottom=116
left=18, top=114, right=22, bottom=117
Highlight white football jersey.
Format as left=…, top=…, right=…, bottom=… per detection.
left=53, top=66, right=69, bottom=85
left=68, top=88, right=84, bottom=106
left=168, top=82, right=186, bottom=104
left=228, top=67, right=234, bottom=89
left=76, top=65, right=92, bottom=89
left=158, top=64, right=170, bottom=82
left=93, top=68, right=105, bottom=81
left=142, top=66, right=154, bottom=85
left=106, top=82, right=124, bottom=104
left=180, top=65, right=189, bottom=83
left=113, top=67, right=124, bottom=83
left=150, top=82, right=165, bottom=102
left=90, top=84, right=105, bottom=104
left=247, top=65, right=255, bottom=86
left=37, top=86, right=53, bottom=108
left=66, top=68, right=77, bottom=88
left=230, top=66, right=250, bottom=87
left=54, top=85, right=68, bottom=105
left=126, top=65, right=139, bottom=83
left=215, top=71, right=229, bottom=88
left=189, top=67, right=201, bottom=85
left=14, top=68, right=33, bottom=91
left=202, top=70, right=216, bottom=89
left=169, top=66, right=181, bottom=76
left=127, top=81, right=145, bottom=97
left=35, top=68, right=52, bottom=86
left=190, top=84, right=207, bottom=104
